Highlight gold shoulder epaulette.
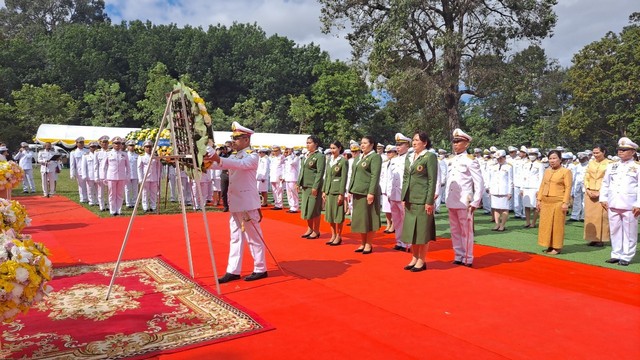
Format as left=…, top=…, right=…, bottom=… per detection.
left=245, top=149, right=254, bottom=154
left=467, top=154, right=474, bottom=160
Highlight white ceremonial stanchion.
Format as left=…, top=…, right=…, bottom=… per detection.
left=107, top=85, right=221, bottom=299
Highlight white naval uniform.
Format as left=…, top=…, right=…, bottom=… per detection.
left=69, top=147, right=90, bottom=202
left=481, top=158, right=495, bottom=213
left=96, top=149, right=109, bottom=210
left=192, top=171, right=211, bottom=209
left=37, top=149, right=58, bottom=196
left=522, top=161, right=544, bottom=208
left=256, top=155, right=270, bottom=193
left=269, top=154, right=285, bottom=208
left=488, top=162, right=513, bottom=210
left=600, top=159, right=640, bottom=262
left=137, top=153, right=162, bottom=211
left=81, top=151, right=99, bottom=205
left=125, top=151, right=139, bottom=207
left=210, top=147, right=266, bottom=275
left=103, top=149, right=130, bottom=215
left=512, top=156, right=525, bottom=217
left=380, top=158, right=392, bottom=213
left=445, top=153, right=484, bottom=265
left=283, top=153, right=300, bottom=211
left=570, top=162, right=588, bottom=220
left=434, top=158, right=448, bottom=212
left=387, top=152, right=408, bottom=249
left=15, top=150, right=35, bottom=192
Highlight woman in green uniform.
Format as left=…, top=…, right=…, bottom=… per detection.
left=348, top=135, right=382, bottom=254
left=297, top=135, right=325, bottom=239
left=322, top=141, right=348, bottom=246
left=402, top=131, right=438, bottom=272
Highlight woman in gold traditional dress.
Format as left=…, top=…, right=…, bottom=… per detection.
left=536, top=150, right=573, bottom=254
left=583, top=145, right=611, bottom=246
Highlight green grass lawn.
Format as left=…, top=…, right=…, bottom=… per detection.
left=12, top=169, right=639, bottom=273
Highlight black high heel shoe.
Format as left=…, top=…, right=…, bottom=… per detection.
left=362, top=246, right=373, bottom=255
left=325, top=239, right=335, bottom=245
left=354, top=247, right=365, bottom=253
left=301, top=232, right=312, bottom=238
left=404, top=263, right=417, bottom=270
left=329, top=238, right=342, bottom=246
left=306, top=232, right=320, bottom=239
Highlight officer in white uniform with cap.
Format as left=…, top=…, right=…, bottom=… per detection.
left=96, top=135, right=111, bottom=211
left=570, top=152, right=589, bottom=221
left=37, top=142, right=58, bottom=197
left=137, top=140, right=162, bottom=212
left=69, top=136, right=90, bottom=202
left=446, top=128, right=484, bottom=267
left=15, top=142, right=35, bottom=193
left=269, top=145, right=285, bottom=210
left=387, top=133, right=411, bottom=251
left=124, top=140, right=139, bottom=208
left=206, top=121, right=268, bottom=283
left=256, top=148, right=270, bottom=206
left=283, top=146, right=300, bottom=212
left=600, top=137, right=640, bottom=266
left=82, top=141, right=100, bottom=206
left=103, top=136, right=129, bottom=216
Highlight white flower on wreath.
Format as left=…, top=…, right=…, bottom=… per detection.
left=10, top=245, right=33, bottom=263
left=11, top=284, right=24, bottom=298
left=15, top=267, right=29, bottom=283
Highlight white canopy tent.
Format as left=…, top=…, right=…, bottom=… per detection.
left=35, top=124, right=310, bottom=150
left=35, top=124, right=140, bottom=149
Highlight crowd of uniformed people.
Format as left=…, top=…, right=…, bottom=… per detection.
left=6, top=124, right=638, bottom=281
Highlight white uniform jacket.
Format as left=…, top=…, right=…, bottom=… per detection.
left=522, top=161, right=545, bottom=190
left=81, top=152, right=99, bottom=181
left=600, top=160, right=640, bottom=210
left=445, top=153, right=484, bottom=209
left=15, top=150, right=34, bottom=170
left=103, top=150, right=130, bottom=181
left=283, top=154, right=300, bottom=182
left=269, top=154, right=285, bottom=182
left=137, top=153, right=162, bottom=182
left=488, top=162, right=513, bottom=196
left=257, top=156, right=270, bottom=183
left=96, top=149, right=109, bottom=180
left=210, top=148, right=261, bottom=212
left=69, top=147, right=89, bottom=178
left=572, top=162, right=588, bottom=197
left=386, top=153, right=407, bottom=201
left=127, top=151, right=139, bottom=180
left=37, top=150, right=58, bottom=173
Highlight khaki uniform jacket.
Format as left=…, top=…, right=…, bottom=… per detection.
left=323, top=156, right=348, bottom=195
left=402, top=150, right=438, bottom=205
left=297, top=150, right=325, bottom=190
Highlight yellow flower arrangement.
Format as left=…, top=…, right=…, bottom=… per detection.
left=0, top=161, right=25, bottom=191
left=0, top=199, right=31, bottom=234
left=0, top=231, right=52, bottom=323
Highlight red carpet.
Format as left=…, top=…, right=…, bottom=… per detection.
left=1, top=257, right=272, bottom=359
left=11, top=196, right=640, bottom=359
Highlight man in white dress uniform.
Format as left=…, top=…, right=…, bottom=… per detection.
left=269, top=145, right=285, bottom=210
left=600, top=137, right=640, bottom=266
left=388, top=133, right=411, bottom=251
left=69, top=137, right=90, bottom=203
left=445, top=129, right=484, bottom=267
left=283, top=146, right=300, bottom=212
left=206, top=121, right=268, bottom=283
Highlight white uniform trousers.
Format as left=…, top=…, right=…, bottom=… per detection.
left=22, top=169, right=35, bottom=192
left=97, top=181, right=108, bottom=210
left=482, top=190, right=491, bottom=213
left=271, top=181, right=284, bottom=208
left=435, top=185, right=445, bottom=212
left=514, top=186, right=524, bottom=217
left=608, top=208, right=638, bottom=262
left=75, top=177, right=88, bottom=202
left=86, top=179, right=97, bottom=205
left=124, top=179, right=139, bottom=207
left=390, top=200, right=407, bottom=248
left=449, top=208, right=475, bottom=264
left=191, top=180, right=210, bottom=209
left=168, top=172, right=177, bottom=201
left=141, top=181, right=158, bottom=211
left=227, top=209, right=267, bottom=275
left=41, top=172, right=55, bottom=196
left=107, top=179, right=126, bottom=215
left=570, top=191, right=585, bottom=220
left=285, top=181, right=299, bottom=211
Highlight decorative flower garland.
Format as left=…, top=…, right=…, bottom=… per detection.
left=0, top=161, right=25, bottom=191
left=0, top=199, right=52, bottom=323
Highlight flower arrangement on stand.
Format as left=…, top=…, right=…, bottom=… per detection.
left=0, top=199, right=52, bottom=323
left=0, top=161, right=25, bottom=199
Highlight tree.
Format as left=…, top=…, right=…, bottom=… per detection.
left=11, top=83, right=78, bottom=137
left=83, top=79, right=129, bottom=127
left=134, top=63, right=177, bottom=128
left=288, top=94, right=316, bottom=134
left=560, top=13, right=640, bottom=145
left=0, top=0, right=110, bottom=38
left=319, top=0, right=557, bottom=137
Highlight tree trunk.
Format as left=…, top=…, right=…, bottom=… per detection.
left=442, top=42, right=462, bottom=140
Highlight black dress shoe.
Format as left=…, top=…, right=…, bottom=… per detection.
left=404, top=264, right=416, bottom=270
left=272, top=207, right=283, bottom=210
left=605, top=258, right=620, bottom=264
left=593, top=242, right=604, bottom=247
left=463, top=263, right=473, bottom=268
left=618, top=260, right=630, bottom=266
left=452, top=260, right=463, bottom=265
left=393, top=245, right=403, bottom=251
left=410, top=263, right=426, bottom=272
left=218, top=273, right=241, bottom=284
left=244, top=272, right=268, bottom=281
left=222, top=207, right=229, bottom=212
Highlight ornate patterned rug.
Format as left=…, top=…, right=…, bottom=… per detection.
left=0, top=257, right=272, bottom=359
